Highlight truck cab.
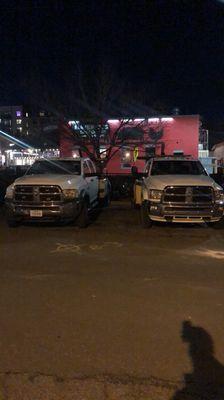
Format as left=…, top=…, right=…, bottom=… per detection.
left=133, top=155, right=224, bottom=227
left=5, top=157, right=110, bottom=228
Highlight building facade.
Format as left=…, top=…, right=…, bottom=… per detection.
left=0, top=106, right=59, bottom=167
left=0, top=105, right=27, bottom=137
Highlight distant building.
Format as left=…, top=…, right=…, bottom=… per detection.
left=0, top=106, right=59, bottom=166
left=212, top=141, right=224, bottom=165
left=0, top=105, right=60, bottom=136
left=0, top=105, right=26, bottom=137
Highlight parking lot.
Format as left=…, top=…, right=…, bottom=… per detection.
left=1, top=201, right=224, bottom=399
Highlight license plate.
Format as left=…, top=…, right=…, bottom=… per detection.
left=30, top=210, right=43, bottom=217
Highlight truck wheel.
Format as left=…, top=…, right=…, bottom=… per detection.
left=208, top=217, right=224, bottom=229
left=7, top=218, right=19, bottom=228
left=131, top=198, right=140, bottom=209
left=140, top=201, right=153, bottom=228
left=100, top=194, right=110, bottom=208
left=76, top=199, right=90, bottom=228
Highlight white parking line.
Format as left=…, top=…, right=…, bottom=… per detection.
left=51, top=241, right=123, bottom=254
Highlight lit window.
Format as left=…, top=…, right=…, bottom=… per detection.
left=25, top=112, right=29, bottom=117
left=121, top=147, right=131, bottom=162
left=39, top=111, right=45, bottom=117
left=16, top=111, right=22, bottom=117
left=121, top=147, right=132, bottom=169
left=16, top=119, right=22, bottom=124
left=17, top=127, right=22, bottom=132
left=4, top=120, right=11, bottom=126
left=69, top=120, right=79, bottom=129
left=100, top=147, right=107, bottom=159
left=26, top=131, right=29, bottom=135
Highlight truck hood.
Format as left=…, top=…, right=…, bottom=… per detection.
left=145, top=175, right=223, bottom=191
left=13, top=174, right=82, bottom=189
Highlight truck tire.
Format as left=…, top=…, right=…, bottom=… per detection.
left=7, top=218, right=19, bottom=228
left=140, top=201, right=153, bottom=228
left=100, top=193, right=110, bottom=208
left=208, top=217, right=224, bottom=229
left=131, top=198, right=140, bottom=209
left=76, top=199, right=90, bottom=228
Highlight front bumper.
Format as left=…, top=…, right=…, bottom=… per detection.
left=148, top=202, right=224, bottom=223
left=5, top=199, right=80, bottom=221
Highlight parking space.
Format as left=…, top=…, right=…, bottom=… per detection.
left=0, top=201, right=224, bottom=398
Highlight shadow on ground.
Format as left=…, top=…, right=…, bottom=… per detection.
left=172, top=321, right=224, bottom=400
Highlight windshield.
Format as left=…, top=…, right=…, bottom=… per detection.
left=26, top=160, right=81, bottom=175
left=151, top=160, right=207, bottom=176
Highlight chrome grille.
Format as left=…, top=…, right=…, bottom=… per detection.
left=14, top=185, right=62, bottom=204
left=163, top=186, right=214, bottom=204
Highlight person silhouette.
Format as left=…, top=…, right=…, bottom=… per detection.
left=172, top=321, right=224, bottom=399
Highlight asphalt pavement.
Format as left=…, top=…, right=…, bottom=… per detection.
left=0, top=201, right=224, bottom=399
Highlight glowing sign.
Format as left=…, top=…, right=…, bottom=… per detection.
left=133, top=147, right=138, bottom=161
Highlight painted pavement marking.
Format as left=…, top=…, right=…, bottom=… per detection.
left=51, top=241, right=123, bottom=255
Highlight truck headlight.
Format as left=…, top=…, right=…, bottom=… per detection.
left=5, top=185, right=14, bottom=199
left=148, top=189, right=163, bottom=202
left=63, top=189, right=78, bottom=199
left=214, top=190, right=224, bottom=204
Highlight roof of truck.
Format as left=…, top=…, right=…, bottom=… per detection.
left=152, top=155, right=195, bottom=161
left=138, top=155, right=196, bottom=162
left=36, top=157, right=85, bottom=161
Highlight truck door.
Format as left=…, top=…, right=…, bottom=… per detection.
left=87, top=160, right=98, bottom=202
left=83, top=160, right=92, bottom=201
left=83, top=160, right=98, bottom=204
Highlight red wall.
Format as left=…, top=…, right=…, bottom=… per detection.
left=60, top=115, right=200, bottom=175
left=159, top=115, right=199, bottom=157
left=106, top=115, right=199, bottom=174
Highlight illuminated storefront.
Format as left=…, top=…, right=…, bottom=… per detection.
left=1, top=148, right=60, bottom=167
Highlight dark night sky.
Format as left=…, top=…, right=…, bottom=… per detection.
left=1, top=0, right=224, bottom=121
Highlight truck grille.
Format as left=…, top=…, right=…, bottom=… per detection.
left=163, top=186, right=214, bottom=204
left=14, top=185, right=62, bottom=204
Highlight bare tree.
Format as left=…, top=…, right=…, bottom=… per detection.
left=22, top=64, right=164, bottom=173
left=60, top=117, right=147, bottom=173
left=57, top=64, right=162, bottom=173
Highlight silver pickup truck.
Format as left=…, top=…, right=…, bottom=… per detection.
left=133, top=155, right=224, bottom=228
left=5, top=157, right=110, bottom=227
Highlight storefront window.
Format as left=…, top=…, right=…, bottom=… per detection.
left=117, top=126, right=144, bottom=141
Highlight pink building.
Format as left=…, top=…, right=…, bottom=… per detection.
left=60, top=115, right=200, bottom=175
